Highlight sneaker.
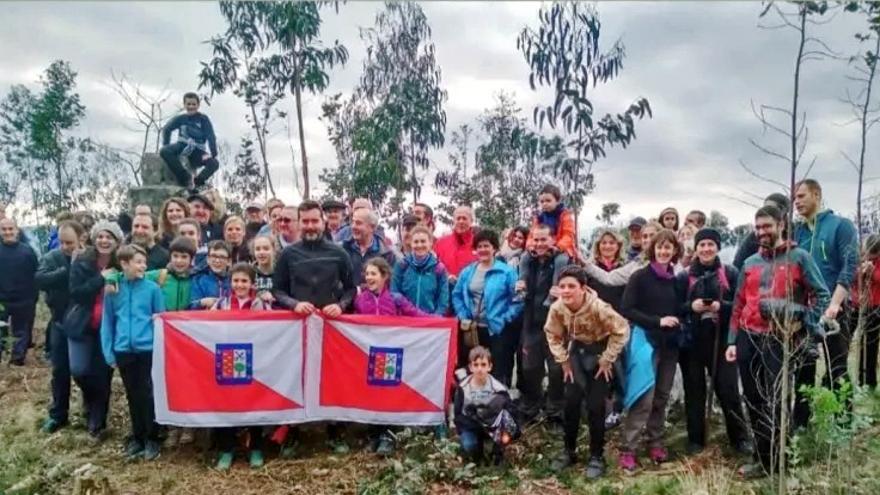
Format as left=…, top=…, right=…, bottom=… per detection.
left=327, top=439, right=350, bottom=455
left=376, top=434, right=395, bottom=456
left=124, top=439, right=145, bottom=459
left=433, top=424, right=448, bottom=440
left=585, top=456, right=606, bottom=480
left=280, top=441, right=298, bottom=459
left=163, top=428, right=180, bottom=449
left=686, top=442, right=704, bottom=455
left=89, top=428, right=108, bottom=444
left=143, top=440, right=161, bottom=461
left=618, top=451, right=637, bottom=473
left=249, top=450, right=264, bottom=468
left=215, top=452, right=234, bottom=471
left=41, top=418, right=67, bottom=434
left=178, top=428, right=195, bottom=445
left=604, top=412, right=622, bottom=430
left=649, top=446, right=669, bottom=464
left=551, top=450, right=577, bottom=472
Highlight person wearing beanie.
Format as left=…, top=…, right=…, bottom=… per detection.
left=733, top=193, right=790, bottom=270
left=676, top=227, right=750, bottom=455
left=68, top=220, right=123, bottom=440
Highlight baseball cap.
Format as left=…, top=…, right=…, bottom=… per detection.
left=628, top=216, right=647, bottom=229
left=187, top=192, right=215, bottom=211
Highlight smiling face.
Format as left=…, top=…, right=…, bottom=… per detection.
left=231, top=271, right=253, bottom=299
left=59, top=226, right=80, bottom=256
left=189, top=200, right=210, bottom=224
left=94, top=231, right=118, bottom=255
left=324, top=208, right=344, bottom=230
left=170, top=251, right=192, bottom=272
left=207, top=247, right=230, bottom=274
left=224, top=220, right=244, bottom=246
left=165, top=201, right=186, bottom=225
left=131, top=215, right=154, bottom=248
left=641, top=225, right=658, bottom=248
left=184, top=96, right=200, bottom=114
left=351, top=209, right=374, bottom=243
left=508, top=230, right=525, bottom=250
left=755, top=215, right=781, bottom=249
left=245, top=208, right=263, bottom=224
left=177, top=223, right=200, bottom=245
left=598, top=233, right=620, bottom=261
left=364, top=264, right=388, bottom=293
left=299, top=208, right=324, bottom=241
left=558, top=275, right=587, bottom=309
left=475, top=240, right=496, bottom=263
left=452, top=207, right=473, bottom=235
left=696, top=239, right=718, bottom=265
left=531, top=226, right=554, bottom=257
left=410, top=231, right=432, bottom=258
left=654, top=239, right=677, bottom=265
left=0, top=218, right=18, bottom=245
left=278, top=208, right=298, bottom=240
left=122, top=252, right=147, bottom=280
left=253, top=236, right=274, bottom=267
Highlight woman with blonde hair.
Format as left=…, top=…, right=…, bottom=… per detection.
left=158, top=197, right=190, bottom=249
left=223, top=215, right=251, bottom=263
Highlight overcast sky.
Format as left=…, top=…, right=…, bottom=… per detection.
left=1, top=1, right=875, bottom=230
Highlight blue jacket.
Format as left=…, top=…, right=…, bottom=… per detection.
left=391, top=253, right=450, bottom=316
left=100, top=277, right=165, bottom=366
left=189, top=268, right=231, bottom=309
left=452, top=259, right=522, bottom=336
left=793, top=210, right=859, bottom=291
left=622, top=325, right=656, bottom=410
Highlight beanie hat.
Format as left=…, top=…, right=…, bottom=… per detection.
left=90, top=221, right=123, bottom=244
left=694, top=228, right=721, bottom=249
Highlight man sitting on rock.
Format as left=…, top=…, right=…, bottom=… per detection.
left=160, top=92, right=219, bottom=192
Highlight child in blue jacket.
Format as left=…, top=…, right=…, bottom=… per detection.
left=100, top=244, right=165, bottom=461
left=190, top=240, right=231, bottom=309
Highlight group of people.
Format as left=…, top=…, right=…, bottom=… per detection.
left=1, top=161, right=876, bottom=480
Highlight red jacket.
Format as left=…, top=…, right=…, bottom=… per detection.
left=852, top=260, right=880, bottom=307
left=435, top=228, right=477, bottom=277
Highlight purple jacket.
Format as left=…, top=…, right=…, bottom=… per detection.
left=354, top=287, right=428, bottom=317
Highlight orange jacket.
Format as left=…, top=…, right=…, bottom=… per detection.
left=532, top=207, right=578, bottom=258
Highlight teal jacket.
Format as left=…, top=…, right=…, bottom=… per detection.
left=391, top=253, right=450, bottom=316
left=452, top=259, right=522, bottom=336
left=100, top=277, right=165, bottom=366
left=793, top=210, right=858, bottom=291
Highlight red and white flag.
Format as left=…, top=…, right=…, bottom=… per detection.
left=152, top=312, right=457, bottom=427
left=152, top=311, right=306, bottom=427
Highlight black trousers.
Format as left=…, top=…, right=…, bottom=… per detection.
left=116, top=352, right=158, bottom=443
left=680, top=320, right=748, bottom=447
left=737, top=331, right=786, bottom=474
left=69, top=333, right=113, bottom=433
left=519, top=335, right=564, bottom=421
left=159, top=142, right=219, bottom=187
left=216, top=426, right=264, bottom=452
left=457, top=325, right=517, bottom=387
left=0, top=299, right=36, bottom=362
left=859, top=309, right=880, bottom=388
left=48, top=320, right=71, bottom=423
left=563, top=342, right=610, bottom=457
left=793, top=311, right=852, bottom=429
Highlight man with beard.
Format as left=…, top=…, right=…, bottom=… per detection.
left=130, top=214, right=169, bottom=270
left=725, top=205, right=829, bottom=478
left=187, top=193, right=222, bottom=245
left=273, top=200, right=357, bottom=454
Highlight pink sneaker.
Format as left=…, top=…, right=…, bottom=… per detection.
left=649, top=446, right=669, bottom=464
left=618, top=451, right=637, bottom=473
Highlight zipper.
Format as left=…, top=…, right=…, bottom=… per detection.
left=127, top=281, right=133, bottom=352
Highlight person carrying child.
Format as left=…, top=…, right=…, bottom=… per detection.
left=453, top=346, right=519, bottom=466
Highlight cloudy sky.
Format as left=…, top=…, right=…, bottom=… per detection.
left=1, top=1, right=875, bottom=230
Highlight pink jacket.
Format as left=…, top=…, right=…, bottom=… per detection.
left=354, top=287, right=428, bottom=317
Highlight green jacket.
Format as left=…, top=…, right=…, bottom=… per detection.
left=105, top=267, right=192, bottom=311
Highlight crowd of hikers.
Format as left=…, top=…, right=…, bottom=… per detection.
left=0, top=93, right=876, bottom=481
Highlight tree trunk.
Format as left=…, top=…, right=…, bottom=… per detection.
left=292, top=57, right=310, bottom=200
left=249, top=103, right=277, bottom=197
left=410, top=136, right=419, bottom=201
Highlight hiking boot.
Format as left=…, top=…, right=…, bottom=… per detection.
left=738, top=462, right=767, bottom=479
left=41, top=418, right=67, bottom=434
left=249, top=450, right=264, bottom=468
left=143, top=440, right=161, bottom=461
left=492, top=450, right=506, bottom=467
left=618, top=451, right=638, bottom=474
left=216, top=452, right=234, bottom=471
left=585, top=456, right=606, bottom=480
left=376, top=434, right=395, bottom=456
left=124, top=439, right=145, bottom=460
left=163, top=428, right=180, bottom=449
left=735, top=439, right=754, bottom=456
left=178, top=428, right=195, bottom=445
left=649, top=446, right=669, bottom=464
left=551, top=450, right=577, bottom=471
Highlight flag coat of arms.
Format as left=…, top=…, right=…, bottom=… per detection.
left=152, top=311, right=307, bottom=427
left=305, top=314, right=457, bottom=425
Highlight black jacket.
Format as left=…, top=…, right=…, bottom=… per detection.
left=587, top=261, right=627, bottom=312
left=520, top=251, right=570, bottom=345
left=36, top=248, right=72, bottom=316
left=621, top=264, right=683, bottom=348
left=0, top=240, right=38, bottom=304
left=676, top=260, right=739, bottom=348
left=146, top=244, right=170, bottom=271
left=69, top=249, right=118, bottom=311
left=162, top=112, right=218, bottom=156
left=732, top=232, right=759, bottom=271
left=273, top=238, right=356, bottom=311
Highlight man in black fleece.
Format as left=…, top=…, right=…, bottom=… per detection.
left=160, top=92, right=219, bottom=190
left=0, top=218, right=39, bottom=365
left=272, top=200, right=357, bottom=454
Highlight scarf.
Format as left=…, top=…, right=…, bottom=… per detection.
left=406, top=252, right=433, bottom=271
left=650, top=261, right=675, bottom=280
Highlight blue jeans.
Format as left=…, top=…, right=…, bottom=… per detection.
left=68, top=332, right=112, bottom=433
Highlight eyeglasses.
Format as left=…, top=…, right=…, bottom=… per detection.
left=209, top=254, right=229, bottom=260
left=278, top=218, right=294, bottom=224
